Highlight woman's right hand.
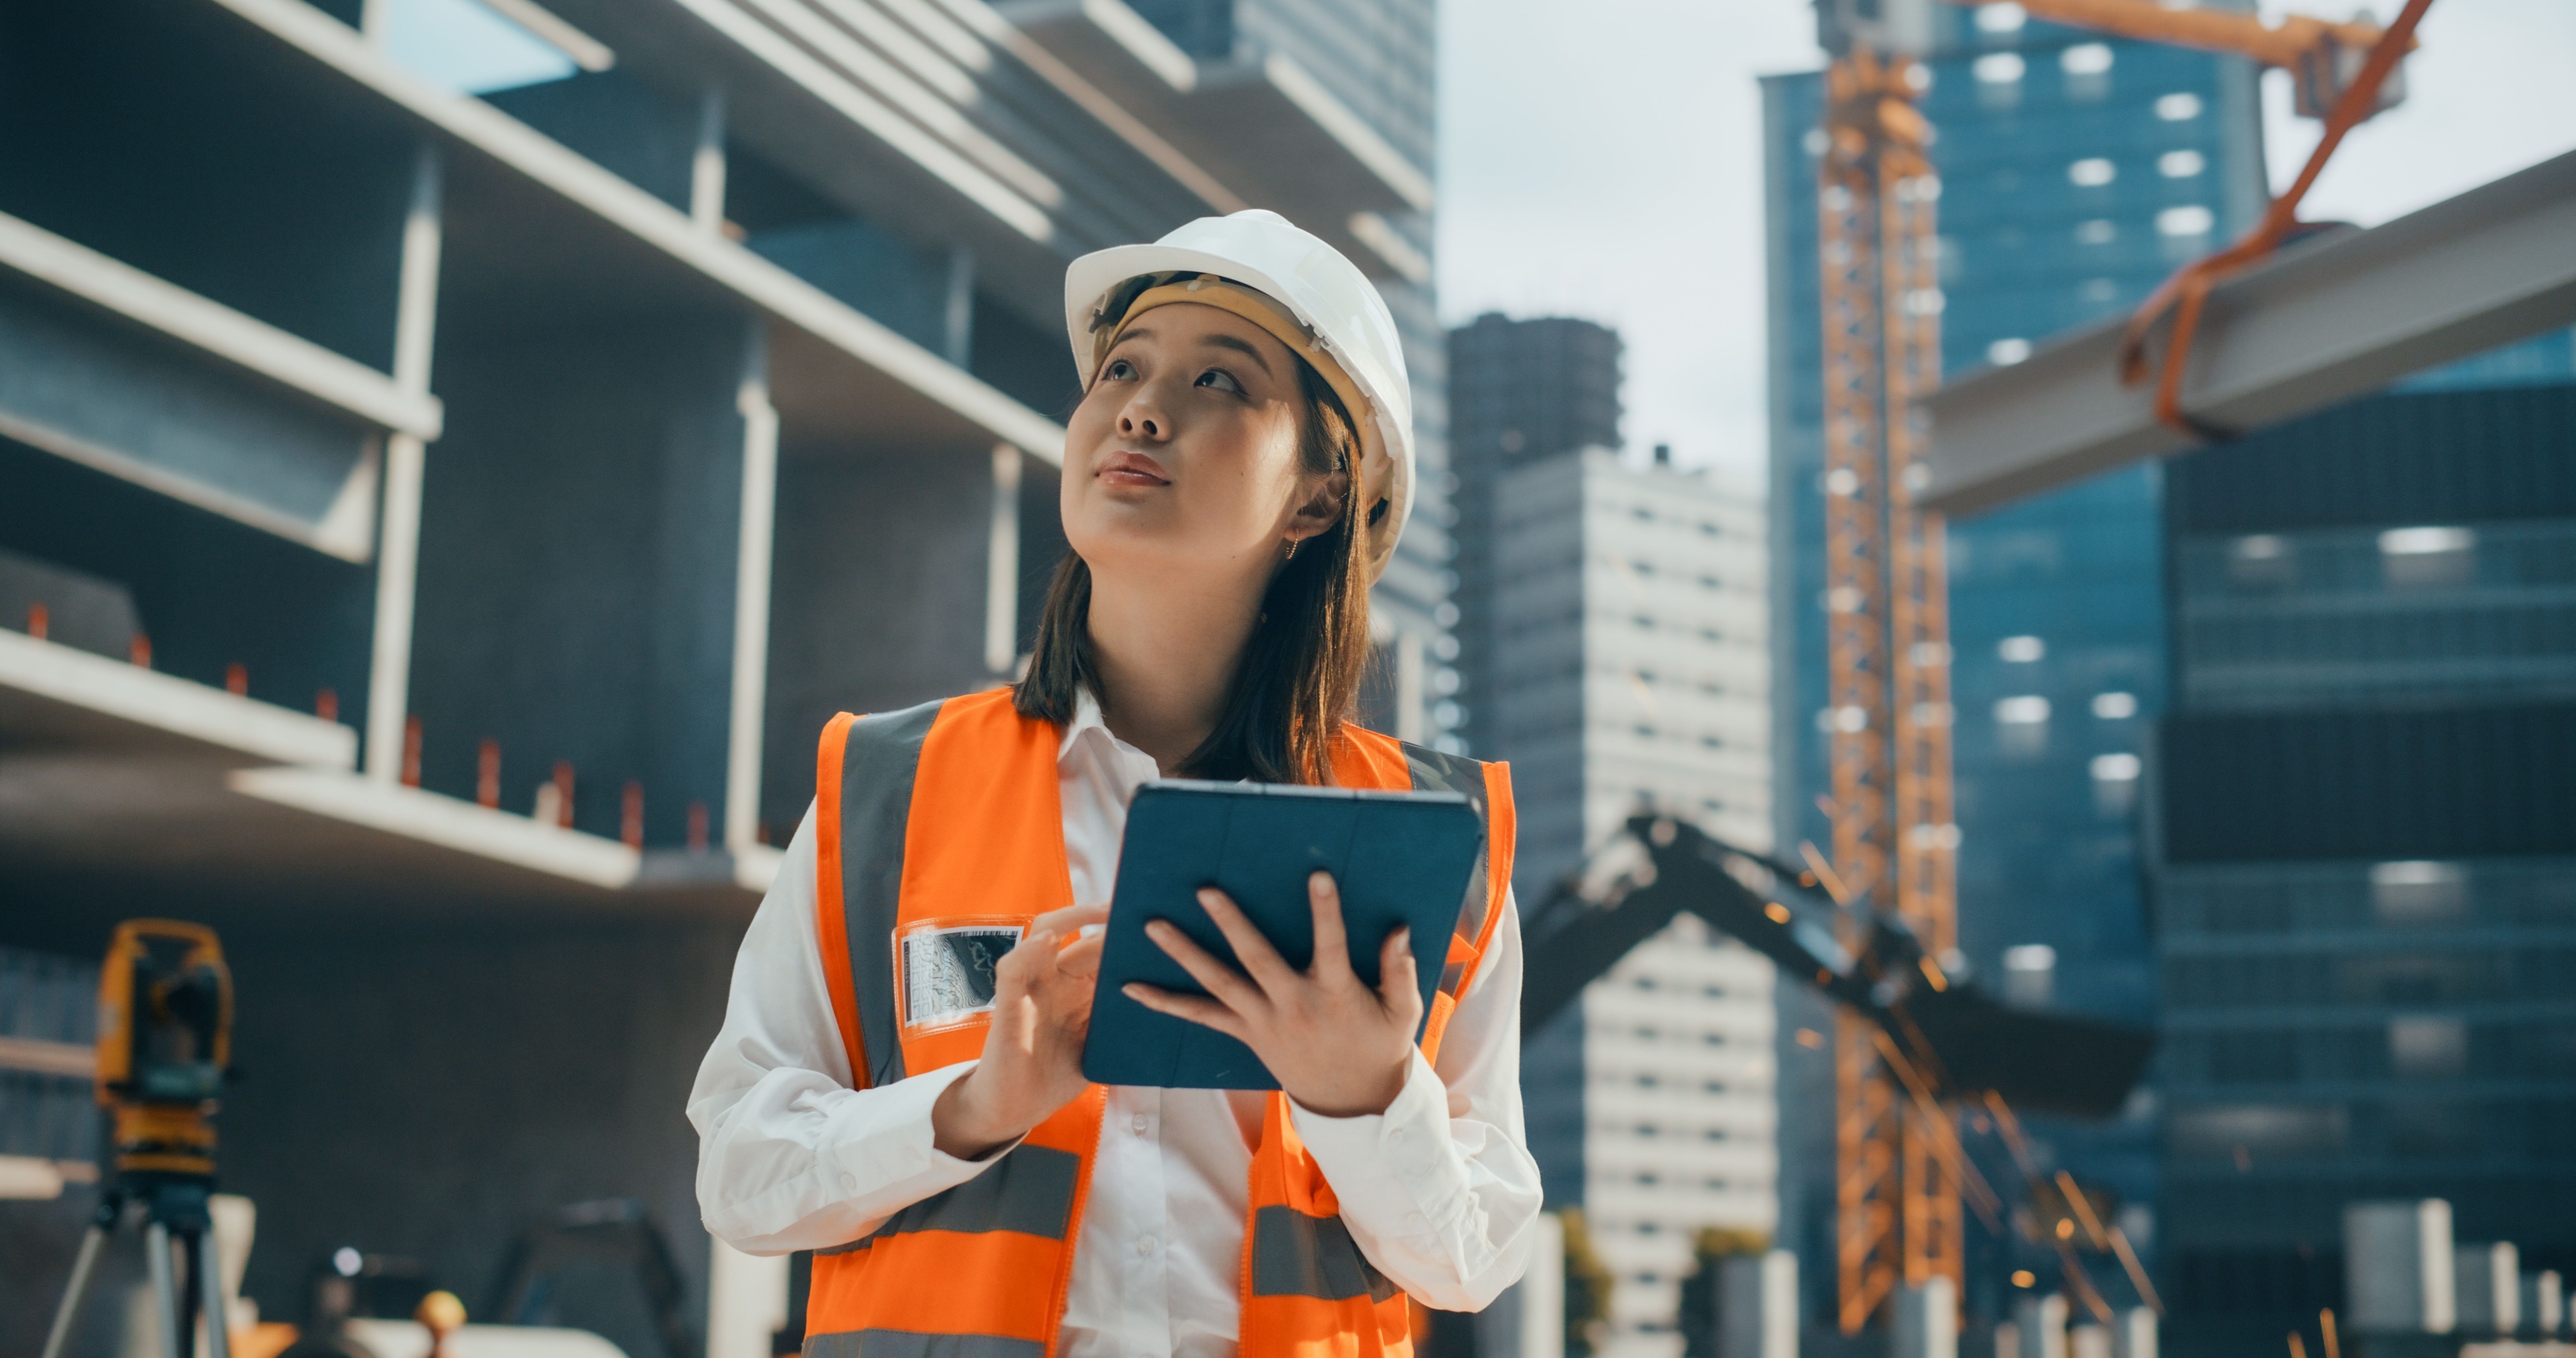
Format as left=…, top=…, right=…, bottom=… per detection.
left=930, top=903, right=1107, bottom=1159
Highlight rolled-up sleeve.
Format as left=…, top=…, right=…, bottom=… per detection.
left=688, top=807, right=1007, bottom=1255
left=1287, top=893, right=1544, bottom=1310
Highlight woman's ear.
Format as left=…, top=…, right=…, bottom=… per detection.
left=1286, top=467, right=1351, bottom=544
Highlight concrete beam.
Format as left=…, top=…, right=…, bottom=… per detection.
left=1921, top=150, right=2576, bottom=517
left=0, top=627, right=355, bottom=769
left=204, top=0, right=1068, bottom=465
left=0, top=628, right=776, bottom=913
left=994, top=0, right=1436, bottom=278
left=0, top=209, right=443, bottom=441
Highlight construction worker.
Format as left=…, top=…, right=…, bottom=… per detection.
left=690, top=209, right=1539, bottom=1358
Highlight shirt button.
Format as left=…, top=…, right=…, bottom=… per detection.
left=1387, top=1126, right=1406, bottom=1144
left=1137, top=1235, right=1158, bottom=1256
left=839, top=1172, right=857, bottom=1190
left=1132, top=1114, right=1150, bottom=1135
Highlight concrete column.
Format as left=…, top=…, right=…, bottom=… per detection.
left=725, top=333, right=779, bottom=852
left=2455, top=1242, right=2520, bottom=1338
left=2110, top=1308, right=2156, bottom=1358
left=1994, top=1322, right=2020, bottom=1358
left=2344, top=1199, right=2456, bottom=1333
left=2068, top=1324, right=2110, bottom=1358
left=2520, top=1270, right=2563, bottom=1339
left=366, top=146, right=441, bottom=783
left=1395, top=626, right=1426, bottom=742
left=985, top=445, right=1022, bottom=677
left=1892, top=1277, right=1956, bottom=1358
left=706, top=1239, right=788, bottom=1358
left=691, top=87, right=727, bottom=236
left=2015, top=1294, right=2068, bottom=1358
left=945, top=246, right=976, bottom=369
left=1716, top=1251, right=1796, bottom=1358
left=1519, top=1212, right=1566, bottom=1358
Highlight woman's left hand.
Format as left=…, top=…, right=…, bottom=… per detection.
left=1126, top=870, right=1420, bottom=1117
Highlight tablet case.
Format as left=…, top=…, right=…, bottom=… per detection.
left=1081, top=779, right=1485, bottom=1090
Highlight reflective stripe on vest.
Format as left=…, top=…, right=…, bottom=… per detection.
left=807, top=689, right=1515, bottom=1358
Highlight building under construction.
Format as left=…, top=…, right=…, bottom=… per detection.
left=0, top=0, right=1447, bottom=1351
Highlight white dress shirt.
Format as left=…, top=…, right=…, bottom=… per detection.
left=689, top=693, right=1541, bottom=1358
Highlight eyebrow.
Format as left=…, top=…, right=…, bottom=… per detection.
left=1106, top=325, right=1275, bottom=376
left=1200, top=333, right=1275, bottom=374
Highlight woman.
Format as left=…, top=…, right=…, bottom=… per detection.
left=690, top=210, right=1540, bottom=1358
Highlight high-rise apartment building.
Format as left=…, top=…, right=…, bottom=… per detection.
left=1450, top=314, right=1625, bottom=778
left=2149, top=340, right=2576, bottom=1355
left=1478, top=439, right=1778, bottom=1358
left=1762, top=1, right=2265, bottom=1326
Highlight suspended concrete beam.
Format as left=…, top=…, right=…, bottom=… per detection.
left=1921, top=148, right=2576, bottom=518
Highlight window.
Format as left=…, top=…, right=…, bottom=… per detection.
left=2158, top=205, right=2216, bottom=237
left=2092, top=691, right=2139, bottom=719
left=1975, top=1, right=2027, bottom=32
left=2090, top=752, right=2141, bottom=782
left=1998, top=634, right=2045, bottom=662
left=2389, top=1017, right=2469, bottom=1078
left=1974, top=52, right=2027, bottom=83
left=2061, top=43, right=2113, bottom=74
left=2069, top=158, right=2116, bottom=187
left=1995, top=696, right=2051, bottom=724
left=1988, top=337, right=2033, bottom=365
left=2371, top=860, right=2467, bottom=925
left=2159, top=149, right=2207, bottom=178
left=2157, top=92, right=2204, bottom=121
left=2076, top=219, right=2116, bottom=245
left=2380, top=526, right=2476, bottom=587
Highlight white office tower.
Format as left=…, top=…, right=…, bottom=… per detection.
left=1493, top=447, right=1776, bottom=1358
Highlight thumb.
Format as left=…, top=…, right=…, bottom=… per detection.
left=1379, top=927, right=1421, bottom=1017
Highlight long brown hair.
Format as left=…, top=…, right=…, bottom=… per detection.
left=1012, top=359, right=1371, bottom=785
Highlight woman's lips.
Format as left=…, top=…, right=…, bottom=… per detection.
left=1099, top=453, right=1170, bottom=486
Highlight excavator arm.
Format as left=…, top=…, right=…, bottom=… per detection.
left=1519, top=815, right=2155, bottom=1119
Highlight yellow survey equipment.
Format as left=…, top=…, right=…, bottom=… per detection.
left=43, top=919, right=240, bottom=1358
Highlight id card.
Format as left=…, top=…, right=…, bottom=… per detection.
left=895, top=919, right=1024, bottom=1032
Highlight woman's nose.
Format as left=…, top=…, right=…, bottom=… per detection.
left=1118, top=406, right=1163, bottom=439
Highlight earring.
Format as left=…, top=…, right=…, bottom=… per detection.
left=1285, top=538, right=1300, bottom=561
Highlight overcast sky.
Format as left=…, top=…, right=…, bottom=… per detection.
left=1436, top=0, right=2576, bottom=483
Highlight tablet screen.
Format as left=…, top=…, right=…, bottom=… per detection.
left=1081, top=780, right=1485, bottom=1090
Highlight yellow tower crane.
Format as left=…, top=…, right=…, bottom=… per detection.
left=1809, top=0, right=2430, bottom=1328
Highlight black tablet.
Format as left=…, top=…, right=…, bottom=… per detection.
left=1081, top=779, right=1485, bottom=1090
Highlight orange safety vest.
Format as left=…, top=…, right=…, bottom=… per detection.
left=803, top=688, right=1515, bottom=1358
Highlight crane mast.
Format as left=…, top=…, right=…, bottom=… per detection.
left=1815, top=47, right=1960, bottom=1329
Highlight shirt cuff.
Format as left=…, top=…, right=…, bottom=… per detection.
left=1287, top=1051, right=1457, bottom=1240
left=821, top=1060, right=1020, bottom=1200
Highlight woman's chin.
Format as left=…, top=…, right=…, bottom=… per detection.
left=1073, top=532, right=1263, bottom=585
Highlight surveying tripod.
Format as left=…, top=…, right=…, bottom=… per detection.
left=40, top=919, right=237, bottom=1358
left=44, top=1170, right=235, bottom=1358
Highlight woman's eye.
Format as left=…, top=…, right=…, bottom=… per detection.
left=1196, top=368, right=1243, bottom=394
left=1106, top=359, right=1138, bottom=380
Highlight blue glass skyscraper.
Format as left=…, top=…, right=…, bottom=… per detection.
left=2150, top=326, right=2576, bottom=1351
left=1763, top=1, right=2265, bottom=1328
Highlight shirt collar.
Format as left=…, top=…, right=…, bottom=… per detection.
left=1059, top=686, right=1115, bottom=763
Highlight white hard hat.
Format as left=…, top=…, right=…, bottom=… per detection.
left=1063, top=209, right=1414, bottom=581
